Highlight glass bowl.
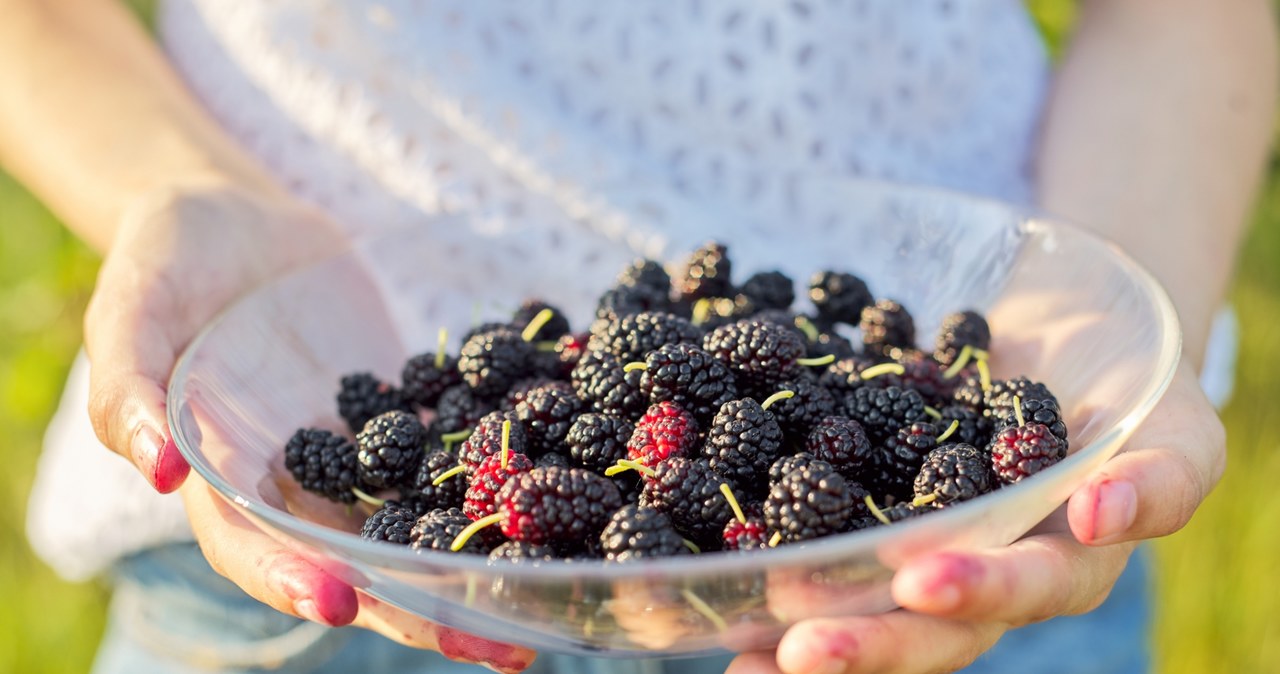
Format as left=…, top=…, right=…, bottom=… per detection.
left=167, top=179, right=1180, bottom=659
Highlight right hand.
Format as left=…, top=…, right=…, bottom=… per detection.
left=84, top=180, right=536, bottom=672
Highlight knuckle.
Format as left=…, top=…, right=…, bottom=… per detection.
left=1204, top=415, right=1227, bottom=489
left=1163, top=453, right=1210, bottom=536
left=86, top=383, right=125, bottom=450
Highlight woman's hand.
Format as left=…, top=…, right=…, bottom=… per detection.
left=727, top=362, right=1224, bottom=674
left=81, top=181, right=536, bottom=672
left=83, top=180, right=344, bottom=492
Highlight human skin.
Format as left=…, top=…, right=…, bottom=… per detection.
left=0, top=1, right=532, bottom=671
left=728, top=0, right=1277, bottom=672
left=0, top=1, right=1273, bottom=673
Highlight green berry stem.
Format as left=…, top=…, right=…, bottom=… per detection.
left=924, top=406, right=942, bottom=420
left=796, top=354, right=836, bottom=367
left=976, top=351, right=993, bottom=393
left=535, top=341, right=559, bottom=352
left=864, top=494, right=892, bottom=525
left=465, top=576, right=478, bottom=608
left=1013, top=395, right=1025, bottom=427
left=441, top=429, right=472, bottom=452
left=521, top=308, right=556, bottom=342
left=351, top=487, right=386, bottom=507
left=682, top=538, right=702, bottom=555
left=501, top=420, right=512, bottom=469
left=719, top=483, right=748, bottom=525
left=435, top=328, right=448, bottom=369
left=937, top=420, right=960, bottom=443
left=603, top=459, right=657, bottom=479
left=431, top=464, right=466, bottom=486
left=860, top=362, right=906, bottom=380
left=941, top=345, right=974, bottom=380
left=760, top=389, right=796, bottom=411
left=450, top=513, right=503, bottom=552
left=912, top=494, right=938, bottom=507
left=768, top=531, right=782, bottom=547
left=681, top=588, right=728, bottom=632
left=793, top=315, right=820, bottom=342
left=622, top=361, right=648, bottom=372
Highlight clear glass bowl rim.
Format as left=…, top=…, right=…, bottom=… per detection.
left=166, top=178, right=1183, bottom=582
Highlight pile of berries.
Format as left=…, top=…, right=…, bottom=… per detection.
left=284, top=242, right=1068, bottom=563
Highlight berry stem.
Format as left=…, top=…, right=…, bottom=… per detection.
left=435, top=328, right=448, bottom=369
left=682, top=538, right=702, bottom=555
left=501, top=420, right=512, bottom=469
left=760, top=389, right=796, bottom=411
left=793, top=315, right=820, bottom=342
left=864, top=495, right=892, bottom=525
left=521, top=308, right=556, bottom=342
left=924, top=406, right=942, bottom=420
left=719, top=483, right=748, bottom=525
left=912, top=494, right=938, bottom=507
left=351, top=487, right=386, bottom=507
left=941, top=345, right=974, bottom=380
left=680, top=588, right=728, bottom=632
left=937, top=420, right=960, bottom=443
left=465, top=576, right=478, bottom=608
left=1013, top=395, right=1025, bottom=427
left=768, top=531, right=782, bottom=547
left=431, top=464, right=466, bottom=486
left=451, top=513, right=503, bottom=552
left=441, top=429, right=472, bottom=452
left=860, top=362, right=905, bottom=380
left=535, top=341, right=559, bottom=352
left=976, top=351, right=992, bottom=393
left=622, top=361, right=648, bottom=372
left=603, top=459, right=657, bottom=479
left=796, top=354, right=836, bottom=367
left=691, top=298, right=712, bottom=326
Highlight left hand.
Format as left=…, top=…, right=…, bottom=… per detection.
left=727, top=362, right=1224, bottom=674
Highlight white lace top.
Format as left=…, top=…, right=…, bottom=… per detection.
left=29, top=0, right=1053, bottom=579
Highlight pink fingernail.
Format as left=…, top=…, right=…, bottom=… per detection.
left=131, top=425, right=163, bottom=490
left=1091, top=480, right=1138, bottom=544
left=921, top=553, right=982, bottom=611
left=152, top=437, right=190, bottom=494
left=437, top=627, right=534, bottom=673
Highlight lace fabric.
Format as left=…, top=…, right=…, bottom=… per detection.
left=30, top=0, right=1051, bottom=577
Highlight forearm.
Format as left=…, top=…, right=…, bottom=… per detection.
left=0, top=0, right=282, bottom=251
left=1036, top=0, right=1277, bottom=364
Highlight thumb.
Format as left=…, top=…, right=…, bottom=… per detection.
left=83, top=257, right=190, bottom=493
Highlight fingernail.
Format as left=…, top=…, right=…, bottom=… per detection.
left=294, top=598, right=332, bottom=626
left=131, top=425, right=163, bottom=489
left=1091, top=480, right=1138, bottom=544
left=152, top=437, right=190, bottom=494
left=917, top=553, right=981, bottom=612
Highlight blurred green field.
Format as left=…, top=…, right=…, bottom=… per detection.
left=0, top=2, right=1276, bottom=672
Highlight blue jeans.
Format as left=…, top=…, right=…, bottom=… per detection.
left=92, top=544, right=1149, bottom=673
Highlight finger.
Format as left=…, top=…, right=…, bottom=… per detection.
left=892, top=534, right=1133, bottom=625
left=354, top=595, right=537, bottom=674
left=84, top=256, right=189, bottom=493
left=180, top=477, right=358, bottom=626
left=726, top=651, right=784, bottom=674
left=771, top=613, right=1001, bottom=674
left=1069, top=366, right=1225, bottom=545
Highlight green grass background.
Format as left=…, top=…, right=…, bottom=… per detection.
left=0, top=2, right=1276, bottom=671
